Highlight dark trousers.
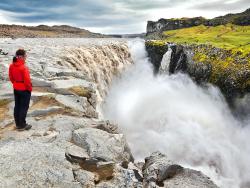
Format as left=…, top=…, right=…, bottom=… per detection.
left=14, top=90, right=31, bottom=128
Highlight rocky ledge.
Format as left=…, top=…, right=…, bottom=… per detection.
left=0, top=39, right=218, bottom=187
left=145, top=40, right=250, bottom=103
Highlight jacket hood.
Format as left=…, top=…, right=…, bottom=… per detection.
left=13, top=57, right=25, bottom=67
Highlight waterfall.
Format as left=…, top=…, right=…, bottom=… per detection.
left=60, top=43, right=133, bottom=99
left=159, top=45, right=172, bottom=74
left=103, top=39, right=250, bottom=188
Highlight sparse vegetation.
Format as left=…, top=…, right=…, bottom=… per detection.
left=192, top=48, right=250, bottom=89
left=0, top=99, right=10, bottom=107
left=162, top=24, right=250, bottom=55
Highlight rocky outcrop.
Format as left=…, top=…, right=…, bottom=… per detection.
left=72, top=127, right=134, bottom=163
left=145, top=40, right=169, bottom=73
left=147, top=17, right=206, bottom=38
left=146, top=8, right=250, bottom=37
left=142, top=152, right=218, bottom=188
left=145, top=40, right=250, bottom=102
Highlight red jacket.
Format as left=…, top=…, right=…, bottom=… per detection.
left=9, top=57, right=32, bottom=92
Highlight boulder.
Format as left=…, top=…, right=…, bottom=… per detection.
left=142, top=152, right=218, bottom=188
left=72, top=128, right=134, bottom=163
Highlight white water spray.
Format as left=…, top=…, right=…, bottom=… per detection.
left=103, top=39, right=250, bottom=188
left=159, top=44, right=172, bottom=74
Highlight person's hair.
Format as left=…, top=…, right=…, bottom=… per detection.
left=15, top=49, right=26, bottom=56
left=13, top=49, right=26, bottom=62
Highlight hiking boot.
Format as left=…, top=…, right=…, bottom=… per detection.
left=16, top=124, right=32, bottom=131
left=24, top=124, right=32, bottom=130
left=16, top=127, right=25, bottom=131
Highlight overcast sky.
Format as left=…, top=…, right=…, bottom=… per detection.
left=0, top=0, right=249, bottom=34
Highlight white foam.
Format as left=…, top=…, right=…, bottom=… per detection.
left=103, top=39, right=250, bottom=188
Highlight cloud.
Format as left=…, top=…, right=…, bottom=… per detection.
left=191, top=0, right=250, bottom=12
left=113, top=0, right=186, bottom=10
left=0, top=0, right=148, bottom=33
left=0, top=0, right=248, bottom=34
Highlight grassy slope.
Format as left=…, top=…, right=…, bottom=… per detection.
left=162, top=24, right=250, bottom=55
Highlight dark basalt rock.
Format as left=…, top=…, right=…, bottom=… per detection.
left=145, top=41, right=249, bottom=103
left=146, top=8, right=250, bottom=37
left=169, top=45, right=188, bottom=74
left=145, top=41, right=168, bottom=73
left=147, top=17, right=206, bottom=36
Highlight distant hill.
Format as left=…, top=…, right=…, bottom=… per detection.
left=0, top=24, right=107, bottom=38
left=146, top=8, right=250, bottom=37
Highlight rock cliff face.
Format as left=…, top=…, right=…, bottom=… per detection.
left=146, top=8, right=250, bottom=38
left=145, top=41, right=250, bottom=102
left=147, top=17, right=206, bottom=38
left=0, top=38, right=218, bottom=187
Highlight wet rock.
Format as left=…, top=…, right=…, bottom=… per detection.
left=142, top=152, right=218, bottom=188
left=163, top=168, right=219, bottom=188
left=145, top=41, right=168, bottom=73
left=168, top=45, right=188, bottom=74
left=142, top=152, right=183, bottom=187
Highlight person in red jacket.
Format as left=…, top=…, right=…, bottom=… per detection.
left=9, top=49, right=32, bottom=130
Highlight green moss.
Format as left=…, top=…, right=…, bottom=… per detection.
left=193, top=48, right=250, bottom=89
left=145, top=40, right=166, bottom=47
left=162, top=24, right=250, bottom=55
